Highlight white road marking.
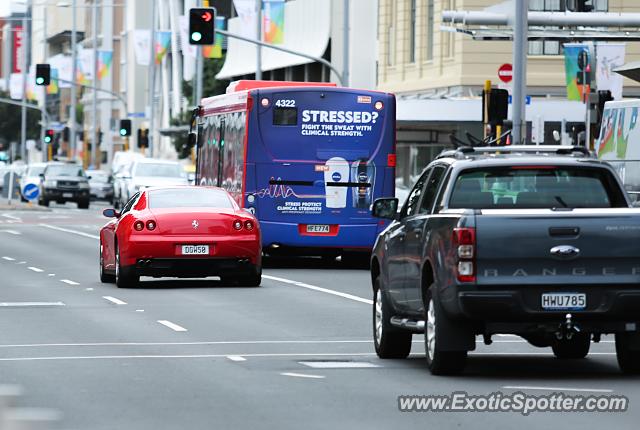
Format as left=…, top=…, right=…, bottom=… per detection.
left=135, top=309, right=145, bottom=312
left=470, top=352, right=616, bottom=356
left=0, top=340, right=372, bottom=348
left=503, top=386, right=613, bottom=393
left=157, top=320, right=188, bottom=332
left=103, top=296, right=127, bottom=305
left=2, top=256, right=15, bottom=261
left=0, top=230, right=20, bottom=235
left=39, top=223, right=100, bottom=240
left=0, top=353, right=376, bottom=362
left=281, top=372, right=325, bottom=379
left=27, top=267, right=44, bottom=273
left=226, top=355, right=247, bottom=362
left=299, top=361, right=380, bottom=369
left=85, top=288, right=94, bottom=291
left=48, top=274, right=55, bottom=277
left=1, top=214, right=21, bottom=221
left=263, top=275, right=373, bottom=305
left=0, top=302, right=65, bottom=307
left=60, top=279, right=79, bottom=286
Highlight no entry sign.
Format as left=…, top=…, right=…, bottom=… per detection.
left=498, top=63, right=513, bottom=83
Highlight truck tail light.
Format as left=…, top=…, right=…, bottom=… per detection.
left=453, top=227, right=476, bottom=283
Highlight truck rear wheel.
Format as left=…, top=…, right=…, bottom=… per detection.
left=373, top=276, right=412, bottom=359
left=616, top=333, right=640, bottom=374
left=551, top=333, right=590, bottom=359
left=424, top=287, right=467, bottom=375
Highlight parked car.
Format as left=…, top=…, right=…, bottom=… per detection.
left=87, top=169, right=114, bottom=202
left=99, top=186, right=262, bottom=288
left=38, top=162, right=91, bottom=208
left=117, top=158, right=189, bottom=207
left=370, top=145, right=640, bottom=375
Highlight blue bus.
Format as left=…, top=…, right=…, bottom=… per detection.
left=194, top=80, right=396, bottom=257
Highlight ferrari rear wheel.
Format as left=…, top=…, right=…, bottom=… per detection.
left=115, top=242, right=139, bottom=288
left=99, top=242, right=115, bottom=283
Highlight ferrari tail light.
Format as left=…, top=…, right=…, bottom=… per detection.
left=244, top=220, right=254, bottom=231
left=453, top=227, right=476, bottom=283
left=134, top=221, right=145, bottom=231
left=146, top=220, right=156, bottom=231
left=233, top=220, right=243, bottom=230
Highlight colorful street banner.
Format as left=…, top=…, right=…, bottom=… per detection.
left=263, top=0, right=285, bottom=44
left=49, top=54, right=72, bottom=88
left=596, top=43, right=625, bottom=101
left=76, top=48, right=94, bottom=85
left=98, top=50, right=113, bottom=80
left=203, top=16, right=226, bottom=59
left=47, top=68, right=59, bottom=95
left=133, top=29, right=151, bottom=66
left=155, top=31, right=171, bottom=64
left=233, top=0, right=258, bottom=39
left=563, top=43, right=591, bottom=102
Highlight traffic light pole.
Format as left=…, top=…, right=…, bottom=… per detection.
left=20, top=7, right=30, bottom=162
left=54, top=78, right=128, bottom=115
left=215, top=29, right=345, bottom=86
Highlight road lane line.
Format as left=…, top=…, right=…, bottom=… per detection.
left=226, top=355, right=247, bottom=362
left=470, top=352, right=616, bottom=356
left=1, top=214, right=21, bottom=221
left=299, top=361, right=380, bottom=369
left=281, top=372, right=325, bottom=379
left=48, top=274, right=55, bottom=277
left=503, top=386, right=613, bottom=393
left=39, top=223, right=100, bottom=240
left=0, top=340, right=372, bottom=348
left=60, top=280, right=79, bottom=286
left=157, top=320, right=188, bottom=332
left=2, top=256, right=15, bottom=261
left=263, top=275, right=373, bottom=305
left=103, top=296, right=127, bottom=305
left=0, top=302, right=65, bottom=307
left=0, top=230, right=20, bottom=235
left=27, top=267, right=44, bottom=273
left=0, top=352, right=377, bottom=362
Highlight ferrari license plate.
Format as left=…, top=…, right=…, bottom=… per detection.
left=181, top=245, right=209, bottom=255
left=306, top=224, right=330, bottom=233
left=541, top=293, right=586, bottom=310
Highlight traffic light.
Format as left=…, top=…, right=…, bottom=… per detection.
left=488, top=89, right=509, bottom=126
left=35, top=64, right=51, bottom=86
left=137, top=128, right=149, bottom=148
left=119, top=119, right=132, bottom=137
left=189, top=8, right=216, bottom=45
left=44, top=129, right=54, bottom=144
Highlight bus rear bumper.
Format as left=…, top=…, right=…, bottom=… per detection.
left=260, top=220, right=383, bottom=250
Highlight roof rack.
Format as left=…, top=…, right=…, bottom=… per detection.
left=435, top=145, right=595, bottom=160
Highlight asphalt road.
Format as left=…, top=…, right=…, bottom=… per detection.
left=0, top=201, right=637, bottom=429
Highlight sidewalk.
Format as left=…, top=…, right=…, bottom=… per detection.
left=0, top=201, right=51, bottom=211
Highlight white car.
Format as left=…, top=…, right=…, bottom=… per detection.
left=119, top=159, right=189, bottom=206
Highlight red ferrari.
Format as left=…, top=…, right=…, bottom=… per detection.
left=99, top=186, right=261, bottom=288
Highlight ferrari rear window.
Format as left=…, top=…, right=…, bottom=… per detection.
left=149, top=188, right=234, bottom=209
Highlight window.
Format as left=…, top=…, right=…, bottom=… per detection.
left=134, top=163, right=183, bottom=178
left=401, top=168, right=430, bottom=218
left=425, top=0, right=434, bottom=60
left=419, top=165, right=447, bottom=214
left=448, top=166, right=626, bottom=209
left=442, top=0, right=455, bottom=58
left=409, top=0, right=417, bottom=63
left=149, top=188, right=233, bottom=209
left=121, top=192, right=140, bottom=215
left=273, top=107, right=297, bottom=125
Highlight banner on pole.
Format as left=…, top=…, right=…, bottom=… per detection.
left=9, top=73, right=22, bottom=100
left=263, top=0, right=285, bottom=44
left=47, top=68, right=59, bottom=95
left=596, top=43, right=625, bottom=101
left=233, top=0, right=258, bottom=39
left=133, top=29, right=151, bottom=66
left=563, top=43, right=591, bottom=102
left=98, top=50, right=113, bottom=80
left=203, top=17, right=226, bottom=59
left=155, top=31, right=171, bottom=64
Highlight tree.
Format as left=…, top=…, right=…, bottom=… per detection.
left=0, top=91, right=43, bottom=147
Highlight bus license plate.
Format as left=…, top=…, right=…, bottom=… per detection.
left=181, top=245, right=209, bottom=255
left=306, top=224, right=330, bottom=233
left=541, top=293, right=586, bottom=310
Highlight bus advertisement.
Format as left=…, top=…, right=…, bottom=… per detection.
left=195, top=81, right=396, bottom=256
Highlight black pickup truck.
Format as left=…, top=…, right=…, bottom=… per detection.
left=371, top=145, right=640, bottom=375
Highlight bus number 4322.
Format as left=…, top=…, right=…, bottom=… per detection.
left=275, top=99, right=296, bottom=107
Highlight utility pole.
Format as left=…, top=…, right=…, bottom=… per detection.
left=20, top=2, right=31, bottom=162
left=70, top=0, right=78, bottom=160
left=511, top=0, right=528, bottom=145
left=195, top=0, right=203, bottom=105
left=255, top=0, right=262, bottom=80
left=92, top=0, right=98, bottom=168
left=42, top=6, right=48, bottom=162
left=148, top=0, right=157, bottom=157
left=342, top=0, right=349, bottom=86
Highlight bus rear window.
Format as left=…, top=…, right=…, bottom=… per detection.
left=274, top=107, right=297, bottom=126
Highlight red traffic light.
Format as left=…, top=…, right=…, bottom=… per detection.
left=202, top=11, right=212, bottom=22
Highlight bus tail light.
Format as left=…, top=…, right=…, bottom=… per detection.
left=453, top=227, right=476, bottom=283
left=387, top=154, right=396, bottom=167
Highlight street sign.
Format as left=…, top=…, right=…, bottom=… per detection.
left=498, top=63, right=513, bottom=83
left=508, top=95, right=531, bottom=105
left=127, top=112, right=146, bottom=118
left=22, top=183, right=39, bottom=201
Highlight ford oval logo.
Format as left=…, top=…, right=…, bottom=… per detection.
left=550, top=245, right=580, bottom=260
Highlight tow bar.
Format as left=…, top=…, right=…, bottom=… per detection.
left=555, top=313, right=581, bottom=340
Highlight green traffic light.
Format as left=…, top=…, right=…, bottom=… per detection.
left=44, top=137, right=51, bottom=143
left=120, top=129, right=126, bottom=136
left=191, top=32, right=202, bottom=42
left=36, top=77, right=44, bottom=85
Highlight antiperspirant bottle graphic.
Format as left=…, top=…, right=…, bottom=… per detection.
left=324, top=157, right=349, bottom=208
left=351, top=159, right=375, bottom=209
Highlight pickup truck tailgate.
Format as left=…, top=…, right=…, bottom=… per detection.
left=475, top=208, right=640, bottom=285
